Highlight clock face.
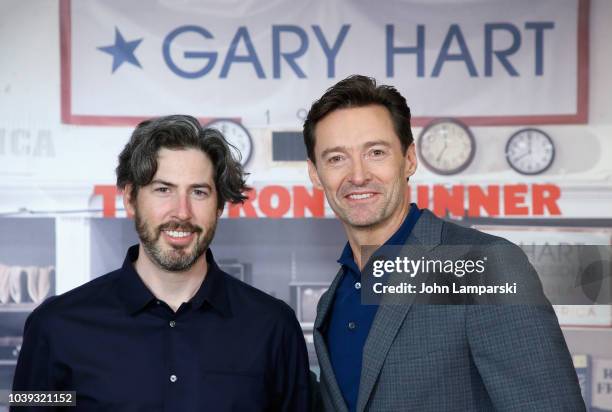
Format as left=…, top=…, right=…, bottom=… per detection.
left=505, top=128, right=555, bottom=175
left=204, top=119, right=253, bottom=166
left=417, top=118, right=476, bottom=175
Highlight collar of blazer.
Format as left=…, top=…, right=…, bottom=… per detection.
left=314, top=209, right=445, bottom=412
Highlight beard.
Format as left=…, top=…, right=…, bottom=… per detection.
left=134, top=210, right=216, bottom=272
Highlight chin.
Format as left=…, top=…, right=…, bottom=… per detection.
left=345, top=215, right=385, bottom=229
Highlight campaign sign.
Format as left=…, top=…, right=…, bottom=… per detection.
left=60, top=0, right=588, bottom=127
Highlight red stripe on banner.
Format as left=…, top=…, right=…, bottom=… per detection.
left=59, top=0, right=71, bottom=125
left=64, top=115, right=223, bottom=127
left=575, top=0, right=589, bottom=124
left=411, top=113, right=587, bottom=128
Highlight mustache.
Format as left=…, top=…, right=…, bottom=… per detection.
left=158, top=221, right=203, bottom=233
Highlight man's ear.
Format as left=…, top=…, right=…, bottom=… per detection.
left=307, top=159, right=323, bottom=190
left=404, top=143, right=418, bottom=180
left=123, top=184, right=136, bottom=218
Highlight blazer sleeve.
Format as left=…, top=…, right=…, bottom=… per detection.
left=466, top=241, right=586, bottom=411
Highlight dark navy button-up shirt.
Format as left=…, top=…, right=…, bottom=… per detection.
left=326, top=204, right=422, bottom=412
left=13, top=245, right=311, bottom=411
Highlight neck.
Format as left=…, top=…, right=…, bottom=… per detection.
left=134, top=244, right=207, bottom=312
left=345, top=199, right=411, bottom=269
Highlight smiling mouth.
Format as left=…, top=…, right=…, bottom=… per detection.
left=163, top=230, right=193, bottom=239
left=346, top=193, right=377, bottom=200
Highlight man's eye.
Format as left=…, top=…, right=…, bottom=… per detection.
left=193, top=189, right=209, bottom=197
left=155, top=187, right=170, bottom=193
left=328, top=155, right=343, bottom=164
left=371, top=149, right=385, bottom=157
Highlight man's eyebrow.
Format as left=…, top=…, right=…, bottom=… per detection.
left=363, top=140, right=392, bottom=149
left=190, top=183, right=213, bottom=190
left=150, top=179, right=213, bottom=190
left=150, top=179, right=176, bottom=187
left=319, top=140, right=392, bottom=158
left=320, top=146, right=348, bottom=158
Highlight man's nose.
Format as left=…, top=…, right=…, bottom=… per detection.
left=172, top=193, right=193, bottom=221
left=348, top=157, right=370, bottom=186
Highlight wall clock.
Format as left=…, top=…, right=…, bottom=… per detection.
left=505, top=128, right=555, bottom=175
left=417, top=118, right=476, bottom=175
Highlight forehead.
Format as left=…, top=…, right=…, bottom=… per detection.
left=313, top=105, right=399, bottom=154
left=154, top=147, right=214, bottom=182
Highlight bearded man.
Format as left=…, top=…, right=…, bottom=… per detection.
left=13, top=115, right=310, bottom=411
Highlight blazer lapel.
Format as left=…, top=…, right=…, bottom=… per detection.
left=314, top=268, right=349, bottom=412
left=356, top=210, right=444, bottom=412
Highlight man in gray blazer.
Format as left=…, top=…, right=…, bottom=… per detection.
left=302, top=75, right=585, bottom=411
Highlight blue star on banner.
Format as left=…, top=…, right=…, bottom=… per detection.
left=97, top=28, right=143, bottom=73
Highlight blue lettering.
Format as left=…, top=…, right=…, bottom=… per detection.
left=272, top=25, right=309, bottom=78
left=163, top=25, right=217, bottom=79
left=525, top=22, right=554, bottom=75
left=386, top=24, right=425, bottom=77
left=484, top=23, right=521, bottom=76
left=432, top=24, right=477, bottom=77
left=220, top=27, right=265, bottom=78
left=312, top=25, right=350, bottom=78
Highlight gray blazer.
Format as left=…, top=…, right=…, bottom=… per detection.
left=314, top=209, right=585, bottom=411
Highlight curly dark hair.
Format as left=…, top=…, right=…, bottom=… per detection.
left=116, top=115, right=248, bottom=209
left=303, top=74, right=413, bottom=163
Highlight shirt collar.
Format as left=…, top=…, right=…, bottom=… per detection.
left=337, top=203, right=422, bottom=269
left=191, top=248, right=231, bottom=317
left=118, top=245, right=231, bottom=317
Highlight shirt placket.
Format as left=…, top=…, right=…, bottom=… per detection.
left=158, top=301, right=180, bottom=412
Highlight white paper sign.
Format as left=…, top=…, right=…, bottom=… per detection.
left=62, top=0, right=586, bottom=127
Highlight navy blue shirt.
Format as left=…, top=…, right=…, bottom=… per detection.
left=13, top=245, right=311, bottom=411
left=326, top=204, right=422, bottom=412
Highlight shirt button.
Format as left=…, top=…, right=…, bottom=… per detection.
left=355, top=282, right=361, bottom=290
left=156, top=300, right=161, bottom=305
left=348, top=321, right=356, bottom=330
left=170, top=374, right=177, bottom=383
left=169, top=320, right=176, bottom=328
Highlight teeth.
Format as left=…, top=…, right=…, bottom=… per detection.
left=349, top=193, right=373, bottom=200
left=165, top=230, right=191, bottom=238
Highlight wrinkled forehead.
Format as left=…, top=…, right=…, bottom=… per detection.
left=313, top=105, right=400, bottom=155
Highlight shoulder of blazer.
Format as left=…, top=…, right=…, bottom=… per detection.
left=416, top=208, right=508, bottom=247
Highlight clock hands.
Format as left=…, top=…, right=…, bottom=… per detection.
left=514, top=150, right=531, bottom=161
left=436, top=140, right=448, bottom=162
left=511, top=134, right=533, bottom=162
left=527, top=131, right=532, bottom=155
left=435, top=128, right=449, bottom=162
